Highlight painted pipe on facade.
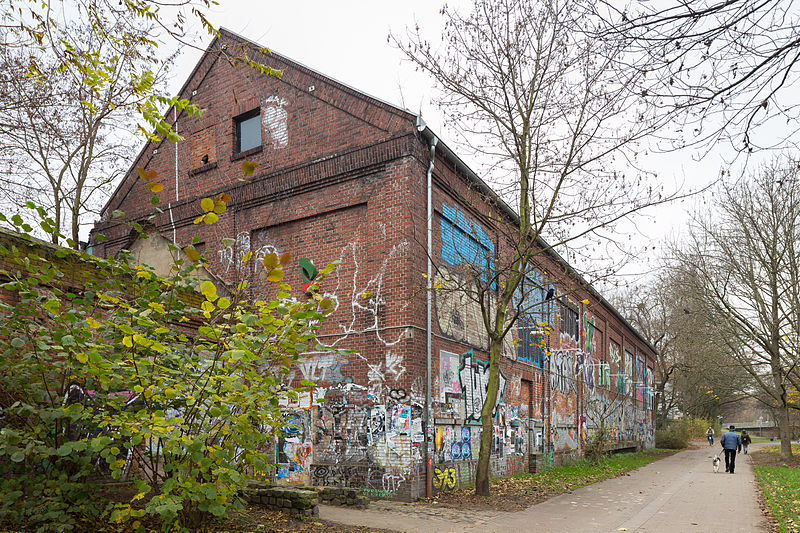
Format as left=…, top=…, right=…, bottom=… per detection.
left=417, top=115, right=437, bottom=498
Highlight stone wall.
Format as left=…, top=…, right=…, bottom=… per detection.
left=240, top=482, right=319, bottom=517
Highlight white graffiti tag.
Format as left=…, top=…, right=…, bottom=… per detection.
left=459, top=354, right=506, bottom=422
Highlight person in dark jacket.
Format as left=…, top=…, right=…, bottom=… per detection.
left=720, top=425, right=742, bottom=473
left=741, top=430, right=751, bottom=454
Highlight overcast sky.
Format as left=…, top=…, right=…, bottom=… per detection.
left=162, top=0, right=773, bottom=288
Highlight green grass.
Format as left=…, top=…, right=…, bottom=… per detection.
left=427, top=448, right=676, bottom=511
left=754, top=465, right=800, bottom=533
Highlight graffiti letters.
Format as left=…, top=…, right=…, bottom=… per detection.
left=550, top=350, right=573, bottom=395
left=459, top=354, right=506, bottom=423
left=432, top=466, right=457, bottom=492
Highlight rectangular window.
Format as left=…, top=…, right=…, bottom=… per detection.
left=235, top=110, right=261, bottom=153
left=517, top=315, right=543, bottom=367
left=559, top=301, right=579, bottom=341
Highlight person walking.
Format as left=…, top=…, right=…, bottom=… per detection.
left=707, top=426, right=715, bottom=446
left=741, top=430, right=751, bottom=454
left=720, top=425, right=742, bottom=473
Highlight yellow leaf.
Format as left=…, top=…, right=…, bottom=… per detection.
left=200, top=280, right=218, bottom=302
left=184, top=246, right=201, bottom=261
left=581, top=299, right=590, bottom=305
left=193, top=216, right=204, bottom=225
left=86, top=317, right=101, bottom=329
left=76, top=352, right=88, bottom=364
left=137, top=167, right=158, bottom=182
left=242, top=251, right=253, bottom=263
left=201, top=300, right=215, bottom=313
left=203, top=212, right=219, bottom=225
left=262, top=252, right=278, bottom=269
left=132, top=492, right=145, bottom=502
left=146, top=182, right=163, bottom=193
left=267, top=268, right=284, bottom=282
left=242, top=159, right=259, bottom=176
left=122, top=336, right=133, bottom=348
left=200, top=197, right=214, bottom=212
left=213, top=200, right=227, bottom=214
left=217, top=297, right=231, bottom=310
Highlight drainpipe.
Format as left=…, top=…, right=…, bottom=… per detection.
left=418, top=116, right=437, bottom=499
left=169, top=108, right=179, bottom=252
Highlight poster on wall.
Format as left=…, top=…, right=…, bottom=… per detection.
left=440, top=350, right=461, bottom=401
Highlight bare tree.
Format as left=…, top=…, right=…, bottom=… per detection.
left=0, top=4, right=175, bottom=247
left=618, top=269, right=747, bottom=428
left=396, top=0, right=685, bottom=496
left=672, top=156, right=800, bottom=460
left=597, top=0, right=800, bottom=153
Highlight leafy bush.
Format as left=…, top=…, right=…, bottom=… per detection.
left=584, top=427, right=609, bottom=464
left=655, top=421, right=691, bottom=449
left=0, top=200, right=336, bottom=531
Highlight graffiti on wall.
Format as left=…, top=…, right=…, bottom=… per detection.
left=459, top=353, right=506, bottom=423
left=575, top=352, right=595, bottom=394
left=299, top=234, right=412, bottom=403
left=261, top=95, right=289, bottom=149
left=432, top=466, right=457, bottom=493
left=217, top=231, right=284, bottom=274
left=440, top=350, right=461, bottom=401
left=549, top=349, right=573, bottom=395
left=276, top=411, right=312, bottom=484
left=583, top=313, right=596, bottom=354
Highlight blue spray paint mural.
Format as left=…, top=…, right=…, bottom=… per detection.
left=441, top=203, right=495, bottom=278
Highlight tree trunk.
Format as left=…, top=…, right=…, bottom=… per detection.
left=779, top=402, right=793, bottom=461
left=475, top=334, right=504, bottom=496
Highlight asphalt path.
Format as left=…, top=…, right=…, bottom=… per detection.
left=320, top=444, right=768, bottom=532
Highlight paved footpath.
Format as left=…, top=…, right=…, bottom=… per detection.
left=320, top=444, right=768, bottom=533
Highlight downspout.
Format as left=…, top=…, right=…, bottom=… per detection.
left=169, top=108, right=179, bottom=253
left=418, top=116, right=437, bottom=499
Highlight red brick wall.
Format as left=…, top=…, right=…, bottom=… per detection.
left=90, top=29, right=654, bottom=499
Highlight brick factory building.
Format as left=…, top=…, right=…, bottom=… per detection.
left=90, top=29, right=656, bottom=501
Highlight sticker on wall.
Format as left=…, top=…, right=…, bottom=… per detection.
left=440, top=350, right=461, bottom=401
left=299, top=257, right=318, bottom=292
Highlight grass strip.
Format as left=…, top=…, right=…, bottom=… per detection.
left=752, top=445, right=800, bottom=533
left=425, top=448, right=677, bottom=512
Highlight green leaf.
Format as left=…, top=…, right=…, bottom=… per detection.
left=10, top=337, right=24, bottom=348
left=10, top=451, right=25, bottom=463
left=112, top=210, right=125, bottom=219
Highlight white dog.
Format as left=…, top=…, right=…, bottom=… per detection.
left=712, top=455, right=721, bottom=473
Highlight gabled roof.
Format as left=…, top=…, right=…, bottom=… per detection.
left=99, top=27, right=417, bottom=220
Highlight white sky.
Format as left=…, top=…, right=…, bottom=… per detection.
left=158, top=0, right=779, bottom=289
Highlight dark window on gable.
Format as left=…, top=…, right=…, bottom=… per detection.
left=235, top=110, right=261, bottom=153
